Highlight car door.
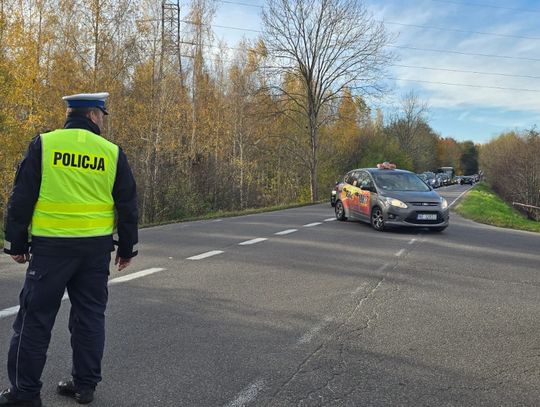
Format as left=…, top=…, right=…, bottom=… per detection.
left=357, top=171, right=373, bottom=219
left=339, top=171, right=355, bottom=217
left=340, top=171, right=360, bottom=218
left=348, top=171, right=364, bottom=218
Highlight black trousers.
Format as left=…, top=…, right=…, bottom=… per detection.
left=7, top=253, right=110, bottom=400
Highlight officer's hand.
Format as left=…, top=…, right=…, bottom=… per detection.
left=115, top=254, right=131, bottom=271
left=11, top=253, right=30, bottom=264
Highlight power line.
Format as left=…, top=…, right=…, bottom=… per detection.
left=390, top=64, right=540, bottom=80
left=220, top=0, right=540, bottom=15
left=218, top=0, right=263, bottom=8
left=202, top=42, right=540, bottom=80
left=387, top=44, right=540, bottom=63
left=199, top=43, right=540, bottom=80
left=180, top=18, right=540, bottom=63
left=215, top=1, right=540, bottom=41
left=384, top=21, right=540, bottom=41
left=180, top=20, right=540, bottom=62
left=180, top=19, right=261, bottom=33
left=430, top=0, right=540, bottom=14
left=386, top=77, right=540, bottom=93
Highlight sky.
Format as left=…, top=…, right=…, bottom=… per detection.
left=204, top=0, right=540, bottom=144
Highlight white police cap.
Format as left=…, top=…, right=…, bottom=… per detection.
left=62, top=92, right=110, bottom=114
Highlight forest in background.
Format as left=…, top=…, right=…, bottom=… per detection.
left=0, top=0, right=485, bottom=228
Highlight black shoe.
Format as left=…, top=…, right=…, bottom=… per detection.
left=56, top=380, right=94, bottom=404
left=0, top=389, right=42, bottom=407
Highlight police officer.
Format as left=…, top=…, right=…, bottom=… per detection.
left=0, top=93, right=138, bottom=406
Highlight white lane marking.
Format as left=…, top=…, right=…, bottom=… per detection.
left=109, top=267, right=165, bottom=284
left=304, top=222, right=322, bottom=227
left=1, top=268, right=166, bottom=320
left=239, top=238, right=268, bottom=246
left=352, top=282, right=370, bottom=295
left=0, top=306, right=20, bottom=319
left=275, top=229, right=298, bottom=236
left=449, top=188, right=471, bottom=207
left=298, top=316, right=333, bottom=345
left=225, top=378, right=265, bottom=407
left=409, top=238, right=417, bottom=245
left=298, top=325, right=324, bottom=345
left=395, top=249, right=405, bottom=257
left=323, top=218, right=336, bottom=222
left=187, top=250, right=224, bottom=260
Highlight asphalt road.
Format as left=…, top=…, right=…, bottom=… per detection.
left=0, top=184, right=539, bottom=406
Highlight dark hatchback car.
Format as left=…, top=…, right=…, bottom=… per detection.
left=460, top=175, right=475, bottom=185
left=334, top=164, right=449, bottom=231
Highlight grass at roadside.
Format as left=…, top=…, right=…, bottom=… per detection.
left=454, top=183, right=540, bottom=233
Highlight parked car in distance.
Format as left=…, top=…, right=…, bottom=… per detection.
left=423, top=171, right=440, bottom=188
left=460, top=175, right=475, bottom=185
left=437, top=173, right=450, bottom=186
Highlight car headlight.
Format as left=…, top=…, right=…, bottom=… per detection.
left=385, top=197, right=408, bottom=209
left=440, top=197, right=448, bottom=209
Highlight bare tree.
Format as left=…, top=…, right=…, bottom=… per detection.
left=262, top=0, right=392, bottom=201
left=386, top=91, right=436, bottom=171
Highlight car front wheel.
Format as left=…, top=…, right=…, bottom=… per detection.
left=371, top=206, right=385, bottom=231
left=335, top=201, right=347, bottom=221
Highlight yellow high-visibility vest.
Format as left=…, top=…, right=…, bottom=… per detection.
left=31, top=128, right=119, bottom=237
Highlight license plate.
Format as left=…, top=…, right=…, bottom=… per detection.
left=417, top=213, right=437, bottom=220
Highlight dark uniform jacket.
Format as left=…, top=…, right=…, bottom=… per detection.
left=3, top=116, right=138, bottom=258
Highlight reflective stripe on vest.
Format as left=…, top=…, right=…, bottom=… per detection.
left=31, top=129, right=119, bottom=237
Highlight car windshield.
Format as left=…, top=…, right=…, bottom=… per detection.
left=372, top=172, right=431, bottom=192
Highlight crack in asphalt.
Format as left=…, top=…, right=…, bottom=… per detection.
left=264, top=240, right=427, bottom=406
left=266, top=277, right=385, bottom=406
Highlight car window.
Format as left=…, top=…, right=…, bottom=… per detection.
left=357, top=171, right=371, bottom=188
left=372, top=172, right=431, bottom=192
left=349, top=171, right=361, bottom=187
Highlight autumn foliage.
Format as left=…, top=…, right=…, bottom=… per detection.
left=0, top=0, right=481, bottom=228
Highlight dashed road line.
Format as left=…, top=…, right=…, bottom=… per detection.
left=109, top=268, right=165, bottom=284
left=323, top=218, right=336, bottom=222
left=0, top=268, right=167, bottom=320
left=275, top=229, right=298, bottom=236
left=303, top=222, right=322, bottom=227
left=395, top=249, right=405, bottom=257
left=297, top=316, right=333, bottom=345
left=224, top=378, right=266, bottom=407
left=239, top=238, right=268, bottom=246
left=352, top=282, right=371, bottom=295
left=0, top=306, right=20, bottom=319
left=409, top=238, right=417, bottom=245
left=187, top=250, right=224, bottom=260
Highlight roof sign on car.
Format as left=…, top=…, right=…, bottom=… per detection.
left=376, top=162, right=396, bottom=170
